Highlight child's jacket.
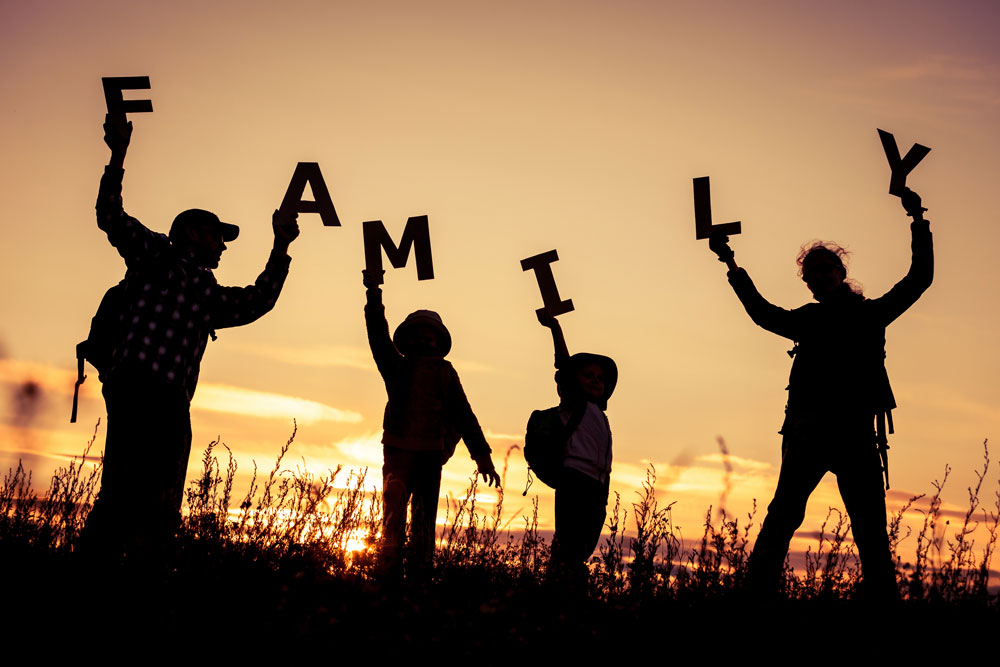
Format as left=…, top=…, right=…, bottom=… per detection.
left=365, top=299, right=492, bottom=468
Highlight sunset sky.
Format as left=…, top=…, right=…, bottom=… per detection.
left=2, top=1, right=998, bottom=567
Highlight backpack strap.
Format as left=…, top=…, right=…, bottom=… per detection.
left=70, top=341, right=87, bottom=424
left=875, top=409, right=892, bottom=490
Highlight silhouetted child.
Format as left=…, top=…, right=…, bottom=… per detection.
left=363, top=270, right=500, bottom=582
left=536, top=308, right=617, bottom=577
left=709, top=187, right=933, bottom=599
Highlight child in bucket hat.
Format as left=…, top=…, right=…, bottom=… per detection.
left=363, top=270, right=499, bottom=582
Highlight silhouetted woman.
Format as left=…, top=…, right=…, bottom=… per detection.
left=709, top=188, right=933, bottom=598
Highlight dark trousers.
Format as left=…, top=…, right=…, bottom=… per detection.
left=551, top=467, right=609, bottom=568
left=747, top=426, right=896, bottom=597
left=81, top=381, right=192, bottom=559
left=379, top=446, right=444, bottom=579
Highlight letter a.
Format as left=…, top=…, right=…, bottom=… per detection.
left=363, top=216, right=434, bottom=284
left=280, top=162, right=341, bottom=227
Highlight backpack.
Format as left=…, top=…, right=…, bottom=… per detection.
left=71, top=277, right=127, bottom=423
left=523, top=405, right=584, bottom=490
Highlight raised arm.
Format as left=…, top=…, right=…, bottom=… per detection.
left=96, top=113, right=168, bottom=266
left=536, top=307, right=570, bottom=369
left=363, top=269, right=402, bottom=377
left=870, top=188, right=934, bottom=326
left=210, top=218, right=295, bottom=332
left=710, top=233, right=801, bottom=340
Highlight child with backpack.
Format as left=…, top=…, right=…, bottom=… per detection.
left=363, top=270, right=500, bottom=582
left=534, top=308, right=617, bottom=574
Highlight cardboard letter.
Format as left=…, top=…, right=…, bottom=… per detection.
left=693, top=177, right=741, bottom=240
left=877, top=129, right=931, bottom=196
left=520, top=250, right=574, bottom=317
left=102, top=76, right=153, bottom=115
left=280, top=162, right=341, bottom=226
left=363, top=216, right=434, bottom=284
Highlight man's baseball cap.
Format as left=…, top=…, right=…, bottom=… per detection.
left=169, top=209, right=240, bottom=242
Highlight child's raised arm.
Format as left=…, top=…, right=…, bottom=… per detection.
left=362, top=269, right=401, bottom=376
left=537, top=307, right=569, bottom=368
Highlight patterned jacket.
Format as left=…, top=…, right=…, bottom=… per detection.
left=96, top=166, right=290, bottom=400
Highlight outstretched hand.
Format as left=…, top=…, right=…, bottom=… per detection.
left=362, top=269, right=385, bottom=290
left=709, top=232, right=733, bottom=261
left=536, top=307, right=559, bottom=330
left=709, top=232, right=737, bottom=270
left=272, top=209, right=300, bottom=251
left=479, top=466, right=501, bottom=488
left=103, top=112, right=132, bottom=161
left=900, top=187, right=928, bottom=221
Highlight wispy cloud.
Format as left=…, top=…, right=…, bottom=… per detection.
left=696, top=452, right=773, bottom=473
left=233, top=342, right=375, bottom=371
left=873, top=55, right=988, bottom=83
left=0, top=358, right=363, bottom=426
left=233, top=342, right=495, bottom=374
left=0, top=359, right=77, bottom=395
left=331, top=431, right=385, bottom=468
left=896, top=384, right=1000, bottom=422
left=801, top=53, right=1000, bottom=124
left=191, top=383, right=362, bottom=425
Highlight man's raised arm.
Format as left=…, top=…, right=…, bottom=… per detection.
left=96, top=113, right=166, bottom=266
left=211, top=209, right=299, bottom=330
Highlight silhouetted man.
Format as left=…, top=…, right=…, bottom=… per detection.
left=710, top=188, right=933, bottom=598
left=81, top=113, right=300, bottom=559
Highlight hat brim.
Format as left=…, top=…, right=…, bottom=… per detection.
left=393, top=316, right=452, bottom=356
left=217, top=221, right=240, bottom=242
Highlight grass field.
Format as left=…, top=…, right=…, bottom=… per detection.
left=2, top=424, right=997, bottom=652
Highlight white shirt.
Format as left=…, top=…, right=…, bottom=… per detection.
left=561, top=401, right=612, bottom=484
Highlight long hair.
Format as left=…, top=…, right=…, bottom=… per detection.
left=796, top=241, right=863, bottom=295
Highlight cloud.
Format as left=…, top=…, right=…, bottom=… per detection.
left=233, top=342, right=495, bottom=374
left=191, top=383, right=362, bottom=425
left=484, top=429, right=524, bottom=443
left=873, top=55, right=988, bottom=83
left=696, top=451, right=773, bottom=473
left=331, top=431, right=385, bottom=468
left=897, top=385, right=1000, bottom=423
left=233, top=342, right=375, bottom=371
left=0, top=358, right=363, bottom=427
left=0, top=359, right=76, bottom=396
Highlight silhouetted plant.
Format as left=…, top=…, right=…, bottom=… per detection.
left=2, top=427, right=997, bottom=615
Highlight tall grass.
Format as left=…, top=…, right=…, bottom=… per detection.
left=2, top=425, right=997, bottom=610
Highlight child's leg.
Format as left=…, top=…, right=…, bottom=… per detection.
left=379, top=446, right=415, bottom=580
left=408, top=452, right=444, bottom=573
left=551, top=468, right=608, bottom=566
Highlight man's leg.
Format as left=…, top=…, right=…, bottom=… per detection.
left=81, top=382, right=191, bottom=560
left=79, top=384, right=134, bottom=560
left=747, top=435, right=827, bottom=593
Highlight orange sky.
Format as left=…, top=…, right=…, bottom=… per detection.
left=1, top=1, right=998, bottom=565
